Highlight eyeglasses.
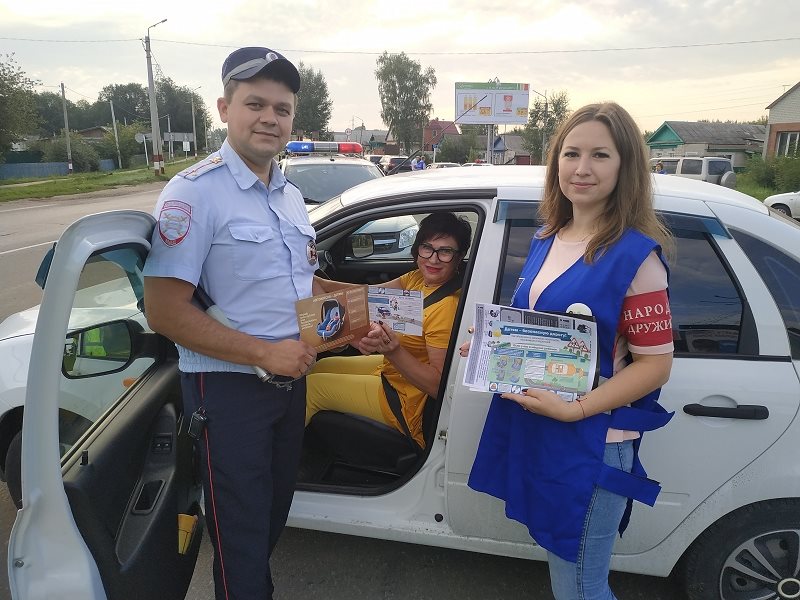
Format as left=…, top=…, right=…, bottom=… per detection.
left=417, top=243, right=460, bottom=263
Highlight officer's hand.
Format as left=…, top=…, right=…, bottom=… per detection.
left=263, top=340, right=318, bottom=378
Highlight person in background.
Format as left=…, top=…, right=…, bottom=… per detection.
left=306, top=212, right=471, bottom=449
left=655, top=161, right=667, bottom=174
left=466, top=102, right=674, bottom=599
left=417, top=155, right=427, bottom=170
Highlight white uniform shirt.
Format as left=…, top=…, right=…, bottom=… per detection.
left=144, top=139, right=317, bottom=373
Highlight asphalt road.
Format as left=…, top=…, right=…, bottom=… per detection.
left=0, top=186, right=684, bottom=600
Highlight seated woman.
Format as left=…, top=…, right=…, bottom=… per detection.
left=306, top=212, right=472, bottom=448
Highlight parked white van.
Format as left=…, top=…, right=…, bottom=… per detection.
left=651, top=156, right=736, bottom=188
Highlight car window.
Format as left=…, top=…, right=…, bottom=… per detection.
left=59, top=247, right=155, bottom=457
left=680, top=159, right=702, bottom=175
left=344, top=211, right=479, bottom=263
left=284, top=162, right=383, bottom=204
left=662, top=160, right=678, bottom=174
left=497, top=215, right=747, bottom=355
left=730, top=228, right=800, bottom=359
left=708, top=160, right=731, bottom=176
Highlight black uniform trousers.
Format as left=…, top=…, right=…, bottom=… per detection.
left=181, top=371, right=306, bottom=600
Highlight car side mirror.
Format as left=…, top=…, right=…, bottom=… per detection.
left=35, top=243, right=57, bottom=289
left=62, top=320, right=139, bottom=379
left=348, top=233, right=375, bottom=258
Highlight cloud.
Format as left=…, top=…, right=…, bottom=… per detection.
left=1, top=0, right=798, bottom=135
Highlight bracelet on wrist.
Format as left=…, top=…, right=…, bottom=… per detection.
left=576, top=397, right=587, bottom=419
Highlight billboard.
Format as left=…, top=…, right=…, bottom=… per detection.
left=455, top=82, right=530, bottom=125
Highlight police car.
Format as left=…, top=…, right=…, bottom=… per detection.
left=280, top=141, right=383, bottom=205
left=6, top=167, right=800, bottom=600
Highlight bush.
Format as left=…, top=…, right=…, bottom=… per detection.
left=744, top=155, right=776, bottom=188
left=40, top=133, right=99, bottom=172
left=775, top=156, right=800, bottom=192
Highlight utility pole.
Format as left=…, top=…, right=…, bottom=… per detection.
left=145, top=19, right=166, bottom=175
left=541, top=90, right=548, bottom=164
left=189, top=86, right=201, bottom=158
left=60, top=82, right=73, bottom=174
left=109, top=100, right=123, bottom=169
left=167, top=113, right=172, bottom=161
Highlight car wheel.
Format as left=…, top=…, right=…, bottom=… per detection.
left=5, top=430, right=22, bottom=509
left=680, top=500, right=800, bottom=600
left=771, top=204, right=792, bottom=217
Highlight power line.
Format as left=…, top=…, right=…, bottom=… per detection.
left=154, top=35, right=800, bottom=55
left=2, top=35, right=798, bottom=55
left=0, top=36, right=138, bottom=43
left=636, top=101, right=770, bottom=119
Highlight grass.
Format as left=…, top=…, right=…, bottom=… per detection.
left=0, top=160, right=191, bottom=203
left=735, top=173, right=774, bottom=202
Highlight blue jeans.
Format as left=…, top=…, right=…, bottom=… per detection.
left=547, top=440, right=635, bottom=600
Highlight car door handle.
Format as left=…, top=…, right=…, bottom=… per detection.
left=683, top=403, right=769, bottom=420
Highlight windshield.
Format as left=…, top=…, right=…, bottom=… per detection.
left=284, top=162, right=383, bottom=204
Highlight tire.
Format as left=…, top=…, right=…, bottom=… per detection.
left=680, top=499, right=800, bottom=600
left=771, top=204, right=792, bottom=217
left=720, top=171, right=737, bottom=189
left=5, top=430, right=22, bottom=509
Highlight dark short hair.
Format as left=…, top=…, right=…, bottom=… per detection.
left=411, top=213, right=472, bottom=259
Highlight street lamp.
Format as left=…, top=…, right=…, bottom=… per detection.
left=145, top=18, right=167, bottom=175
left=530, top=87, right=548, bottom=164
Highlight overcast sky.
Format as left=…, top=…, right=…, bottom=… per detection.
left=2, top=0, right=798, bottom=137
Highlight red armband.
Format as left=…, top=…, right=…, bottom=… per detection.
left=619, top=290, right=672, bottom=347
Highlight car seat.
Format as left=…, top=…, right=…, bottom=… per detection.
left=316, top=298, right=345, bottom=341
left=305, top=392, right=439, bottom=480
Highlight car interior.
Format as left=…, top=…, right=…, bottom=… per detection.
left=298, top=208, right=480, bottom=493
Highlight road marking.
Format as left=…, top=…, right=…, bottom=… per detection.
left=0, top=204, right=57, bottom=213
left=0, top=241, right=56, bottom=256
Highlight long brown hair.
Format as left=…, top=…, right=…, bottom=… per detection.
left=538, top=102, right=672, bottom=262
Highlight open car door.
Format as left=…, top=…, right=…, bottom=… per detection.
left=8, top=211, right=203, bottom=600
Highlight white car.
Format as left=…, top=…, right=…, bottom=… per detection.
left=6, top=168, right=800, bottom=600
left=764, top=189, right=800, bottom=219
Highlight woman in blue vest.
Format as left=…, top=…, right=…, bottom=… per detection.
left=467, top=102, right=674, bottom=599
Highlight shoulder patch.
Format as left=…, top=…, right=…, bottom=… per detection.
left=157, top=200, right=192, bottom=246
left=178, top=155, right=225, bottom=181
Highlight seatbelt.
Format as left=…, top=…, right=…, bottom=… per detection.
left=381, top=271, right=464, bottom=451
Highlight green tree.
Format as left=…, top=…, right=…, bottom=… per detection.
left=98, top=83, right=150, bottom=124
left=375, top=52, right=437, bottom=154
left=0, top=54, right=38, bottom=161
left=39, top=132, right=100, bottom=172
left=34, top=90, right=72, bottom=137
left=154, top=77, right=210, bottom=156
left=95, top=121, right=149, bottom=168
left=294, top=62, right=332, bottom=139
left=521, top=90, right=570, bottom=164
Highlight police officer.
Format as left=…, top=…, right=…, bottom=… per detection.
left=143, top=47, right=325, bottom=599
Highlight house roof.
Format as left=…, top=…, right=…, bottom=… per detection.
left=766, top=81, right=800, bottom=110
left=425, top=119, right=459, bottom=134
left=493, top=134, right=529, bottom=154
left=648, top=121, right=766, bottom=146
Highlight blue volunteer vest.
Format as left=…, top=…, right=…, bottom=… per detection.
left=468, top=228, right=673, bottom=562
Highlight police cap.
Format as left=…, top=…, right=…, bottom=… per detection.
left=221, top=47, right=301, bottom=93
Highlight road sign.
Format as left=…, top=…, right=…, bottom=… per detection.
left=344, top=128, right=352, bottom=135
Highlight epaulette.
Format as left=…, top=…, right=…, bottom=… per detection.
left=178, top=155, right=225, bottom=181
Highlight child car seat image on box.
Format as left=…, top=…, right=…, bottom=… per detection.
left=317, top=298, right=345, bottom=341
